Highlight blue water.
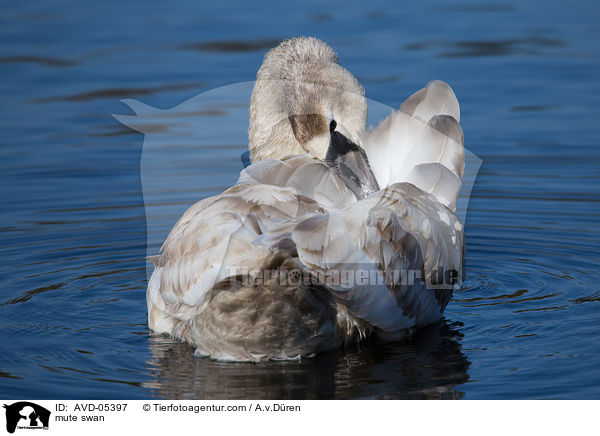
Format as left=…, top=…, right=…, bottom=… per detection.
left=1, top=0, right=600, bottom=399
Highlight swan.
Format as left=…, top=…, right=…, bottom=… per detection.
left=147, top=37, right=465, bottom=362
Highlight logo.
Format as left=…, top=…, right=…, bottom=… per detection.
left=114, top=81, right=482, bottom=287
left=3, top=402, right=50, bottom=434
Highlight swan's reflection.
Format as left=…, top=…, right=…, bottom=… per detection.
left=143, top=319, right=470, bottom=399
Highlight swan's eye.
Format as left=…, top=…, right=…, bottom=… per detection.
left=330, top=120, right=337, bottom=132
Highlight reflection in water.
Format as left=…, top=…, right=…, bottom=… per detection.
left=144, top=320, right=470, bottom=399
left=509, top=105, right=560, bottom=112
left=308, top=13, right=334, bottom=23
left=179, top=39, right=281, bottom=53
left=404, top=37, right=567, bottom=57
left=0, top=55, right=78, bottom=67
left=35, top=83, right=203, bottom=103
left=430, top=4, right=517, bottom=13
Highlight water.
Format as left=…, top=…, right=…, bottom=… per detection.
left=1, top=0, right=599, bottom=399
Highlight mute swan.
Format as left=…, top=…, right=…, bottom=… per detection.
left=147, top=37, right=464, bottom=361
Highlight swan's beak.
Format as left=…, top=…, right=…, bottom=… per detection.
left=326, top=130, right=380, bottom=199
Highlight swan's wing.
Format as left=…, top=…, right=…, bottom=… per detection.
left=149, top=155, right=357, bottom=336
left=147, top=182, right=322, bottom=335
left=362, top=80, right=464, bottom=211
left=268, top=183, right=463, bottom=336
left=238, top=154, right=356, bottom=209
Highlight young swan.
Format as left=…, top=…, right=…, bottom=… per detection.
left=249, top=37, right=367, bottom=161
left=147, top=37, right=465, bottom=361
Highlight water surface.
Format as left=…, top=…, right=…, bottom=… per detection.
left=1, top=0, right=599, bottom=399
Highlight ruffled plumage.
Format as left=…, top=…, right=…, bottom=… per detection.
left=147, top=38, right=465, bottom=361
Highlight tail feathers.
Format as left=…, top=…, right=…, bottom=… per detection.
left=363, top=80, right=464, bottom=210
left=404, top=163, right=461, bottom=211
left=388, top=114, right=464, bottom=208
left=399, top=80, right=460, bottom=124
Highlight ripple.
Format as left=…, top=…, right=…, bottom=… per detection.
left=458, top=290, right=564, bottom=308
left=308, top=13, right=333, bottom=22
left=430, top=4, right=517, bottom=13
left=0, top=282, right=66, bottom=306
left=510, top=104, right=561, bottom=112
left=34, top=83, right=203, bottom=103
left=179, top=39, right=281, bottom=53
left=0, top=55, right=77, bottom=67
left=143, top=321, right=470, bottom=399
left=404, top=37, right=568, bottom=57
left=569, top=290, right=600, bottom=304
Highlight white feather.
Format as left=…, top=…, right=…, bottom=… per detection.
left=363, top=80, right=465, bottom=210
left=287, top=182, right=463, bottom=334
left=144, top=39, right=467, bottom=361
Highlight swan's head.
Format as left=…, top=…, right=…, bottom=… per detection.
left=249, top=37, right=378, bottom=198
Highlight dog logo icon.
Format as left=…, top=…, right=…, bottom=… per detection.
left=3, top=402, right=50, bottom=434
